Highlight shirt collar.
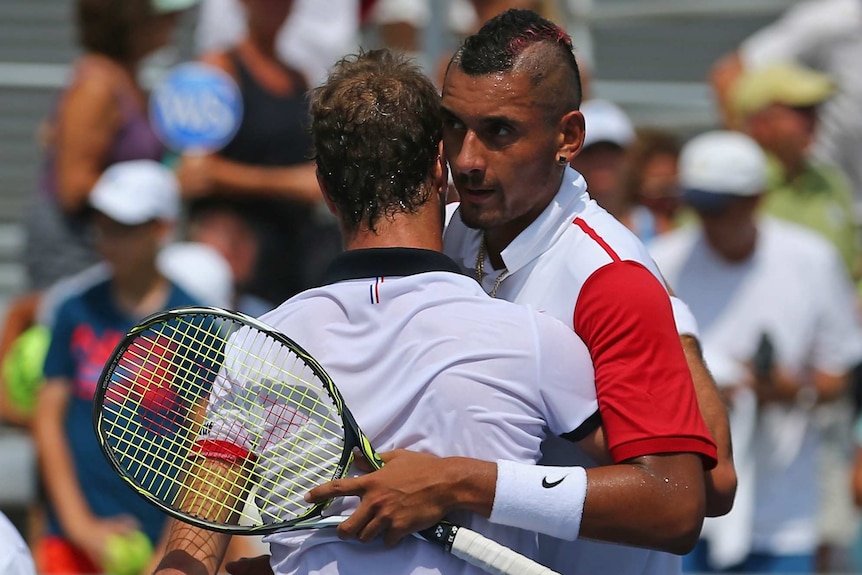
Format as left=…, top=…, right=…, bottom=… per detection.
left=323, top=248, right=464, bottom=284
left=499, top=167, right=590, bottom=273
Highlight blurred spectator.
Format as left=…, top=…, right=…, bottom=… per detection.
left=731, top=63, right=859, bottom=281
left=31, top=161, right=202, bottom=574
left=570, top=98, right=634, bottom=221
left=195, top=0, right=360, bottom=86
left=178, top=0, right=342, bottom=308
left=183, top=211, right=272, bottom=316
left=5, top=0, right=196, bottom=432
left=366, top=0, right=561, bottom=84
left=0, top=243, right=233, bottom=430
left=24, top=0, right=196, bottom=292
left=710, top=0, right=862, bottom=219
left=731, top=64, right=862, bottom=572
left=650, top=131, right=862, bottom=574
left=621, top=129, right=683, bottom=242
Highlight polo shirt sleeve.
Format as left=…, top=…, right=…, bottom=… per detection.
left=573, top=260, right=717, bottom=467
left=42, top=299, right=76, bottom=381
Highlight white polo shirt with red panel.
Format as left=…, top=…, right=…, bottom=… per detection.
left=444, top=167, right=718, bottom=575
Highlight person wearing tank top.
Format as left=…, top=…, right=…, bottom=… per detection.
left=179, top=0, right=341, bottom=308
left=24, top=0, right=191, bottom=292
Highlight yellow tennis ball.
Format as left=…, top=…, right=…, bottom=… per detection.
left=1, top=325, right=49, bottom=414
left=103, top=531, right=153, bottom=575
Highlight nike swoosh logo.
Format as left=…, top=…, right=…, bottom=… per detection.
left=542, top=476, right=567, bottom=488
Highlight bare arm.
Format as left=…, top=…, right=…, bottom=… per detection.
left=580, top=453, right=704, bottom=554
left=34, top=379, right=138, bottom=565
left=177, top=155, right=323, bottom=205
left=681, top=335, right=737, bottom=517
left=307, top=443, right=706, bottom=554
left=154, top=457, right=249, bottom=575
left=752, top=364, right=847, bottom=405
left=709, top=51, right=745, bottom=130
left=54, top=65, right=122, bottom=213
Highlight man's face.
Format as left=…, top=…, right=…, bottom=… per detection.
left=441, top=66, right=572, bottom=246
left=749, top=104, right=817, bottom=167
left=93, top=214, right=164, bottom=278
left=692, top=196, right=759, bottom=261
left=570, top=142, right=627, bottom=212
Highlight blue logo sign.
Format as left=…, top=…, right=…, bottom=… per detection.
left=150, top=62, right=243, bottom=153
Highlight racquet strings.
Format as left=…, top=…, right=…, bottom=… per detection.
left=98, top=313, right=349, bottom=530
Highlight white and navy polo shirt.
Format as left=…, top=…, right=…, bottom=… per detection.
left=228, top=248, right=599, bottom=575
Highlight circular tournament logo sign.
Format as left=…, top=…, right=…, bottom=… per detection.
left=150, top=62, right=243, bottom=153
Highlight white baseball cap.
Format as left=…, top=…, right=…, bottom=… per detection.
left=89, top=160, right=180, bottom=225
left=680, top=131, right=767, bottom=197
left=581, top=99, right=635, bottom=149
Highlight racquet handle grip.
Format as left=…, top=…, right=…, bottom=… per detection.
left=450, top=527, right=562, bottom=575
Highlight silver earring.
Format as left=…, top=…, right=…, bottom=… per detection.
left=558, top=155, right=567, bottom=165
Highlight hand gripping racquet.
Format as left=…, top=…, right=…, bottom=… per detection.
left=93, top=306, right=560, bottom=575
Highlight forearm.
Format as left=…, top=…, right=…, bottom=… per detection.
left=211, top=158, right=323, bottom=205
left=155, top=458, right=247, bottom=575
left=309, top=449, right=707, bottom=553
left=33, top=397, right=92, bottom=537
left=681, top=335, right=737, bottom=517
left=579, top=454, right=705, bottom=554
left=438, top=457, right=497, bottom=517
left=757, top=368, right=847, bottom=405
left=154, top=520, right=231, bottom=575
left=708, top=51, right=744, bottom=129
left=489, top=454, right=705, bottom=555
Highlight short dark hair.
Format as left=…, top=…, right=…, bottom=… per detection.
left=76, top=0, right=154, bottom=61
left=311, top=49, right=442, bottom=232
left=452, top=9, right=582, bottom=111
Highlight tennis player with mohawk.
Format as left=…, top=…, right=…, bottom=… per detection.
left=154, top=49, right=712, bottom=575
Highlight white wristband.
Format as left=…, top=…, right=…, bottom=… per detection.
left=671, top=296, right=700, bottom=339
left=489, top=460, right=587, bottom=541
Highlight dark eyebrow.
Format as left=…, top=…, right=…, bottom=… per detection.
left=441, top=107, right=517, bottom=128
left=481, top=115, right=517, bottom=126
left=440, top=106, right=459, bottom=121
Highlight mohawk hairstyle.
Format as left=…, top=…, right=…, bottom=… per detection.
left=453, top=9, right=583, bottom=108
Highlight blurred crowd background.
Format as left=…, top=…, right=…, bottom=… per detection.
left=2, top=0, right=862, bottom=574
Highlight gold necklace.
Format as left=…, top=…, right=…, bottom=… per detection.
left=475, top=236, right=508, bottom=298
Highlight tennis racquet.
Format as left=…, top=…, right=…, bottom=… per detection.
left=93, top=306, right=560, bottom=575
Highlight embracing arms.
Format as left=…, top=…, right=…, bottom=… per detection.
left=307, top=439, right=705, bottom=554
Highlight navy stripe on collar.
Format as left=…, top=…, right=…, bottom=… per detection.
left=322, top=248, right=464, bottom=284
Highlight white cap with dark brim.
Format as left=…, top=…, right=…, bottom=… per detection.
left=680, top=131, right=767, bottom=197
left=89, top=160, right=180, bottom=225
left=581, top=99, right=636, bottom=149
